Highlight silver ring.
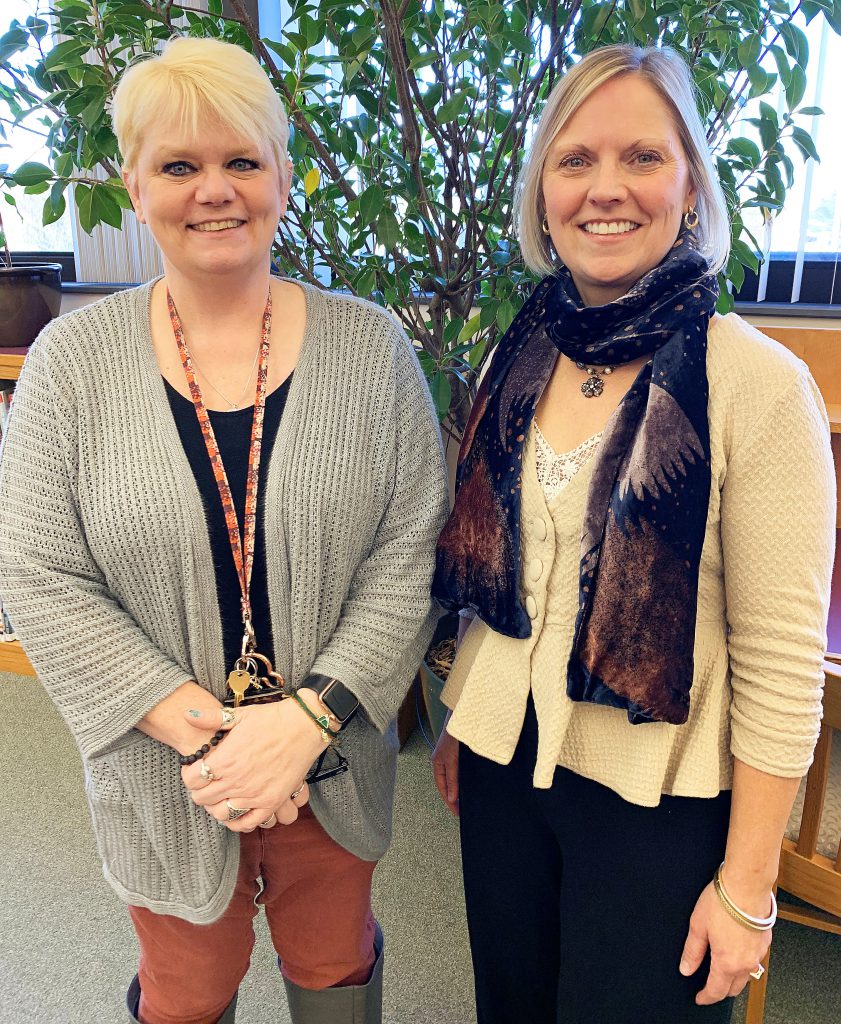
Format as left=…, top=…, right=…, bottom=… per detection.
left=220, top=707, right=238, bottom=728
left=290, top=786, right=303, bottom=801
left=199, top=761, right=215, bottom=782
left=226, top=801, right=250, bottom=821
left=749, top=964, right=765, bottom=982
left=259, top=814, right=277, bottom=828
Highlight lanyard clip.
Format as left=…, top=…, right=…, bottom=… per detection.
left=241, top=615, right=256, bottom=659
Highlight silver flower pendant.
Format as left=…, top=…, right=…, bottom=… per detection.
left=581, top=375, right=605, bottom=398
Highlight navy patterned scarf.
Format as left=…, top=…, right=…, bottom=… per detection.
left=432, top=231, right=719, bottom=725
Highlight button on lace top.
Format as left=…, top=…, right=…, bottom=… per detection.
left=534, top=422, right=602, bottom=501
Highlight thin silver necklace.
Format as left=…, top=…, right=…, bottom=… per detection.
left=188, top=343, right=262, bottom=411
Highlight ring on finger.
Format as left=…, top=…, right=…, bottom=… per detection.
left=290, top=785, right=303, bottom=801
left=749, top=965, right=765, bottom=982
left=220, top=707, right=238, bottom=728
left=259, top=814, right=277, bottom=828
left=226, top=800, right=250, bottom=821
left=199, top=761, right=215, bottom=782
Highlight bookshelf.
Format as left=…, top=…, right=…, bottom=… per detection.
left=0, top=352, right=36, bottom=676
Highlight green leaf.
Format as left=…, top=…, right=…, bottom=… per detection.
left=790, top=126, right=820, bottom=163
left=768, top=44, right=791, bottom=89
left=443, top=317, right=465, bottom=345
left=715, top=285, right=735, bottom=315
left=263, top=39, right=297, bottom=69
left=54, top=152, right=74, bottom=179
left=43, top=191, right=67, bottom=227
left=479, top=299, right=499, bottom=330
left=730, top=238, right=760, bottom=273
left=355, top=269, right=376, bottom=296
left=0, top=26, right=29, bottom=63
left=737, top=36, right=761, bottom=66
left=12, top=162, right=53, bottom=187
left=747, top=65, right=775, bottom=99
left=75, top=183, right=93, bottom=233
left=83, top=183, right=123, bottom=231
left=437, top=91, right=468, bottom=124
left=430, top=371, right=452, bottom=423
left=43, top=39, right=88, bottom=73
left=727, top=138, right=761, bottom=166
left=466, top=337, right=487, bottom=370
left=409, top=51, right=439, bottom=70
left=496, top=299, right=515, bottom=333
left=375, top=207, right=400, bottom=249
left=798, top=106, right=824, bottom=116
left=785, top=63, right=807, bottom=111
left=358, top=184, right=384, bottom=227
left=726, top=254, right=745, bottom=293
left=800, top=0, right=832, bottom=23
left=458, top=312, right=482, bottom=343
left=779, top=21, right=809, bottom=66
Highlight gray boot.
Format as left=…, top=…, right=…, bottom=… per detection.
left=282, top=923, right=384, bottom=1024
left=126, top=974, right=238, bottom=1023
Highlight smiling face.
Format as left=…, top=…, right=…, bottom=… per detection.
left=123, top=119, right=289, bottom=282
left=541, top=73, right=696, bottom=306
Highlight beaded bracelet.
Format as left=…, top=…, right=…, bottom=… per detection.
left=713, top=863, right=777, bottom=932
left=291, top=692, right=339, bottom=743
left=178, top=728, right=225, bottom=766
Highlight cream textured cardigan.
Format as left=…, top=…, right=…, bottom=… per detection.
left=442, top=314, right=836, bottom=804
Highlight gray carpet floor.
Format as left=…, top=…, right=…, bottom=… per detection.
left=1, top=673, right=838, bottom=1024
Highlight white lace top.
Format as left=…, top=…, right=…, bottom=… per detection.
left=534, top=422, right=602, bottom=500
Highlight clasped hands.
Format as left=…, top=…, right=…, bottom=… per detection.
left=180, top=697, right=327, bottom=833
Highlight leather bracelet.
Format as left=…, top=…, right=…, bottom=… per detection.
left=291, top=692, right=339, bottom=743
left=713, top=864, right=776, bottom=932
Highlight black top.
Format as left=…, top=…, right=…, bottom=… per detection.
left=164, top=375, right=292, bottom=672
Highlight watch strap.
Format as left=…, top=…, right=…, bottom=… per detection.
left=303, top=673, right=359, bottom=726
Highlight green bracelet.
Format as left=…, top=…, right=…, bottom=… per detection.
left=291, top=692, right=339, bottom=743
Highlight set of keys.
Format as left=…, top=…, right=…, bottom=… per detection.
left=225, top=650, right=287, bottom=708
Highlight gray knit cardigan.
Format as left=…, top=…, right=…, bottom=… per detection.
left=0, top=280, right=449, bottom=924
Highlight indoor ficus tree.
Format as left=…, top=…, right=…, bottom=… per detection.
left=1, top=0, right=838, bottom=439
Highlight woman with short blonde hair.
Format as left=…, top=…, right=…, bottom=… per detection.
left=0, top=36, right=448, bottom=1024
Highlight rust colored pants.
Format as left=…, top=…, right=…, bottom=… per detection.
left=129, top=804, right=378, bottom=1024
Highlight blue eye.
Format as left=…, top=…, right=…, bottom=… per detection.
left=162, top=161, right=194, bottom=176
left=229, top=158, right=259, bottom=171
left=560, top=154, right=586, bottom=169
left=636, top=151, right=662, bottom=165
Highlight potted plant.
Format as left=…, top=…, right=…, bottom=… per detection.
left=0, top=202, right=61, bottom=349
left=418, top=613, right=459, bottom=743
left=0, top=0, right=834, bottom=437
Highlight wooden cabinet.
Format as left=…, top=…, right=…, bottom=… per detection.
left=0, top=352, right=35, bottom=676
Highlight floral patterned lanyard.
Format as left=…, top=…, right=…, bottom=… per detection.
left=168, top=288, right=284, bottom=705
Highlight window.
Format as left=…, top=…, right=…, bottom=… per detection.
left=2, top=0, right=73, bottom=254
left=730, top=15, right=840, bottom=307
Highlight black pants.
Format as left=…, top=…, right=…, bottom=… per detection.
left=459, top=699, right=734, bottom=1024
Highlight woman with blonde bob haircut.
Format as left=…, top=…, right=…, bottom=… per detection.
left=0, top=35, right=447, bottom=1024
left=432, top=43, right=834, bottom=1024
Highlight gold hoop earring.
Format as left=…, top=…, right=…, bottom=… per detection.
left=684, top=207, right=699, bottom=230
left=541, top=216, right=551, bottom=235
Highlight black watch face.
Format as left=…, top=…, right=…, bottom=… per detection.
left=323, top=682, right=359, bottom=722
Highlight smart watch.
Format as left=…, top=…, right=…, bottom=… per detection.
left=304, top=673, right=359, bottom=728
